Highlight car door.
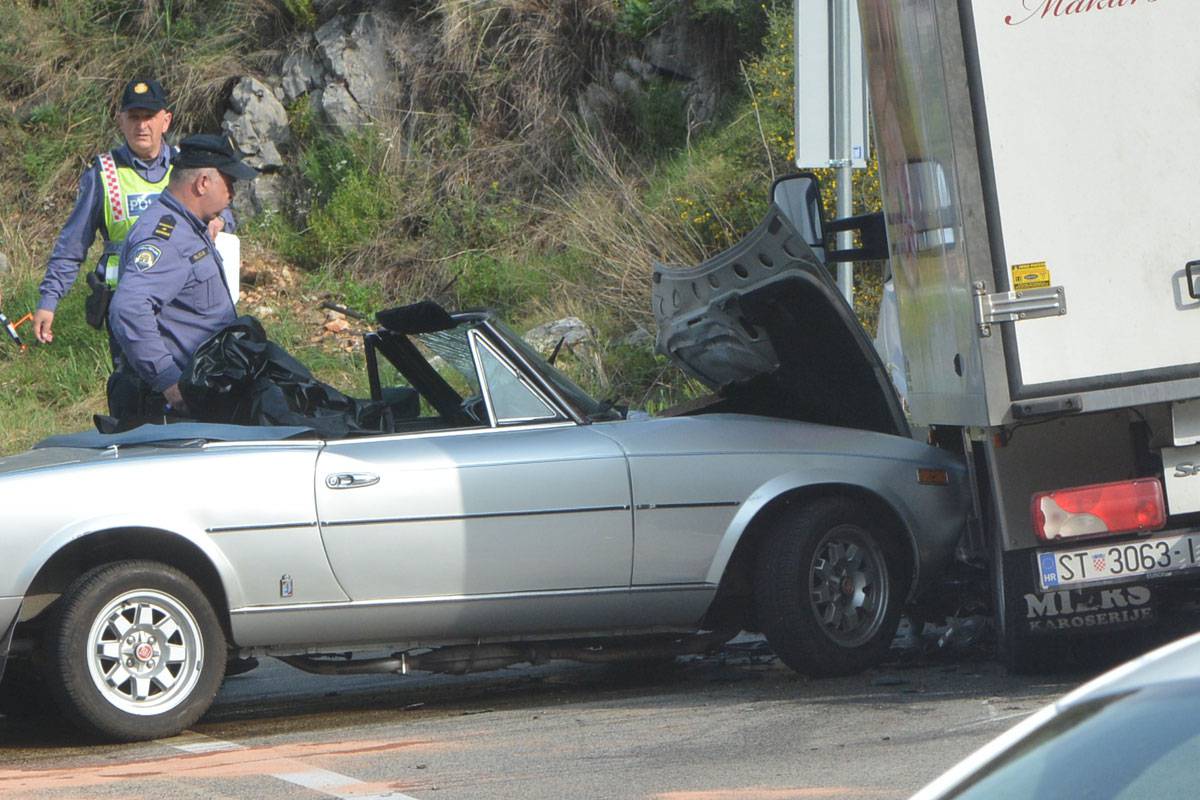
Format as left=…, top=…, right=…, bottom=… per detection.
left=315, top=328, right=633, bottom=639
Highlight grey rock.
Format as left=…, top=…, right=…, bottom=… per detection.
left=645, top=30, right=694, bottom=80
left=282, top=46, right=324, bottom=102
left=317, top=83, right=369, bottom=134
left=618, top=327, right=653, bottom=348
left=577, top=83, right=620, bottom=132
left=524, top=317, right=593, bottom=355
left=223, top=77, right=291, bottom=170
left=313, top=0, right=353, bottom=18
left=684, top=83, right=718, bottom=129
left=316, top=13, right=398, bottom=117
left=0, top=252, right=9, bottom=274
left=611, top=70, right=641, bottom=98
left=626, top=57, right=654, bottom=81
left=237, top=173, right=286, bottom=217
left=643, top=12, right=727, bottom=130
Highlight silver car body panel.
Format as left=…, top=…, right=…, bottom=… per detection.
left=594, top=414, right=966, bottom=599
left=0, top=415, right=965, bottom=653
left=0, top=443, right=330, bottom=614
left=0, top=312, right=968, bottom=663
left=315, top=424, right=632, bottom=601
left=229, top=589, right=639, bottom=649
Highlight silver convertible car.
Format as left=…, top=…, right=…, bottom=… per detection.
left=0, top=192, right=968, bottom=742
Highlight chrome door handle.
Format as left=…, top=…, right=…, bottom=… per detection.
left=325, top=472, right=380, bottom=489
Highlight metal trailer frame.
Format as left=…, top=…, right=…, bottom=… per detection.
left=856, top=0, right=1200, bottom=666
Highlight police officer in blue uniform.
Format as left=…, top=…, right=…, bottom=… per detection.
left=35, top=78, right=235, bottom=347
left=107, top=134, right=256, bottom=419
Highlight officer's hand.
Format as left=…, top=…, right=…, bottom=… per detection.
left=163, top=383, right=188, bottom=414
left=33, top=309, right=54, bottom=343
left=207, top=216, right=225, bottom=240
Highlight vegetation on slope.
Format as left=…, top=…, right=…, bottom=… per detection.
left=0, top=0, right=883, bottom=453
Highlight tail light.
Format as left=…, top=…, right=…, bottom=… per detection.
left=1032, top=478, right=1166, bottom=542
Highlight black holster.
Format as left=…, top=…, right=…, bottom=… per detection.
left=106, top=369, right=169, bottom=425
left=85, top=271, right=113, bottom=330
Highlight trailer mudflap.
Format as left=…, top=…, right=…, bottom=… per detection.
left=1001, top=549, right=1156, bottom=639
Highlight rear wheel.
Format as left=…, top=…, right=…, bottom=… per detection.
left=755, top=498, right=905, bottom=676
left=46, top=560, right=226, bottom=741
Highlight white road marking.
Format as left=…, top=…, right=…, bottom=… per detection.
left=165, top=731, right=421, bottom=800
left=943, top=709, right=1036, bottom=733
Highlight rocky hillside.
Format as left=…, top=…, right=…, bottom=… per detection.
left=0, top=0, right=881, bottom=450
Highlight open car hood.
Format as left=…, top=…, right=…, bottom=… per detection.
left=652, top=204, right=908, bottom=437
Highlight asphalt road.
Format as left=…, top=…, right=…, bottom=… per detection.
left=0, top=639, right=1088, bottom=800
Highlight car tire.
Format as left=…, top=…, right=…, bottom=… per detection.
left=46, top=560, right=227, bottom=742
left=754, top=498, right=905, bottom=677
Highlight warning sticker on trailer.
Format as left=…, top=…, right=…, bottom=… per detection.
left=1012, top=261, right=1050, bottom=290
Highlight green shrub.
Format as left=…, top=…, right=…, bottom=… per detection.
left=449, top=252, right=548, bottom=314
left=307, top=169, right=398, bottom=266
left=613, top=0, right=673, bottom=37
left=303, top=270, right=385, bottom=319
left=269, top=127, right=402, bottom=270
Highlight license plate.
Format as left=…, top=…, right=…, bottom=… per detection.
left=1038, top=531, right=1200, bottom=589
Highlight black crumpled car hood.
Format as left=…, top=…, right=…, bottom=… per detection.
left=652, top=205, right=908, bottom=437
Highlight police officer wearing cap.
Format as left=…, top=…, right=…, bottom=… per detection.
left=34, top=78, right=235, bottom=348
left=107, top=134, right=256, bottom=418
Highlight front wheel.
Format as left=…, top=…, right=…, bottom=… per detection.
left=754, top=498, right=906, bottom=677
left=46, top=560, right=227, bottom=741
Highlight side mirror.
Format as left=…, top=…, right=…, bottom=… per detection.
left=771, top=173, right=890, bottom=264
left=771, top=173, right=826, bottom=262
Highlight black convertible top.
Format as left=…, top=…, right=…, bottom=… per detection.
left=35, top=423, right=318, bottom=450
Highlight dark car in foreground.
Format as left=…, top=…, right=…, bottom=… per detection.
left=910, top=630, right=1200, bottom=799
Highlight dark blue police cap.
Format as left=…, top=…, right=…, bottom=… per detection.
left=121, top=78, right=169, bottom=112
left=175, top=133, right=258, bottom=181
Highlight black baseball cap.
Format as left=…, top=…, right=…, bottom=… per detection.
left=120, top=78, right=169, bottom=112
left=174, top=133, right=258, bottom=181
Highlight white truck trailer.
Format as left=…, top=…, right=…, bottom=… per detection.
left=856, top=0, right=1200, bottom=668
left=655, top=0, right=1200, bottom=671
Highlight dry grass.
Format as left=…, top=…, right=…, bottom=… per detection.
left=538, top=123, right=705, bottom=331
left=323, top=0, right=626, bottom=303
left=423, top=0, right=618, bottom=191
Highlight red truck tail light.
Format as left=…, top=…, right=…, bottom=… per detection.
left=1032, top=478, right=1166, bottom=542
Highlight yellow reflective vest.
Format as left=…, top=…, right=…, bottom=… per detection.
left=96, top=151, right=172, bottom=286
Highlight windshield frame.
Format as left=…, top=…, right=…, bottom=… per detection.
left=481, top=317, right=621, bottom=423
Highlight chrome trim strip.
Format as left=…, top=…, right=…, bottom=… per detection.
left=468, top=328, right=499, bottom=426
left=479, top=320, right=590, bottom=425
left=319, top=420, right=577, bottom=448
left=319, top=504, right=631, bottom=529
left=472, top=331, right=563, bottom=425
left=229, top=582, right=716, bottom=615
left=634, top=501, right=740, bottom=511
left=203, top=439, right=324, bottom=450
left=208, top=521, right=319, bottom=534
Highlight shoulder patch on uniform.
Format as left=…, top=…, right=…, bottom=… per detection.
left=131, top=243, right=163, bottom=272
left=188, top=248, right=209, bottom=264
left=152, top=215, right=176, bottom=241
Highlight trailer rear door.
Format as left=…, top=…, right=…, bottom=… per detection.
left=966, top=2, right=1200, bottom=394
